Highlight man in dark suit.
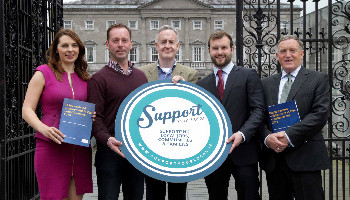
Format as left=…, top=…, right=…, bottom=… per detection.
left=197, top=31, right=265, bottom=200
left=260, top=35, right=331, bottom=200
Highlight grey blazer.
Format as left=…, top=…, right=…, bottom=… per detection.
left=138, top=62, right=198, bottom=84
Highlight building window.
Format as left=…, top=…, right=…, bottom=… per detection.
left=106, top=20, right=116, bottom=30
left=150, top=47, right=158, bottom=62
left=85, top=46, right=96, bottom=63
left=193, top=20, right=202, bottom=30
left=175, top=46, right=182, bottom=62
left=129, top=20, right=138, bottom=30
left=214, top=20, right=224, bottom=30
left=192, top=46, right=203, bottom=62
left=64, top=20, right=72, bottom=29
left=171, top=20, right=181, bottom=30
left=129, top=47, right=139, bottom=63
left=150, top=21, right=159, bottom=30
left=85, top=21, right=94, bottom=30
left=105, top=48, right=110, bottom=62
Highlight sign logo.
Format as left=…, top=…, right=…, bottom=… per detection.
left=116, top=80, right=232, bottom=182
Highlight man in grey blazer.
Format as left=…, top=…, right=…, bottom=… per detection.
left=139, top=25, right=198, bottom=84
left=260, top=35, right=331, bottom=200
left=138, top=25, right=198, bottom=200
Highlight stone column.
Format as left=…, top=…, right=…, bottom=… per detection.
left=206, top=17, right=211, bottom=62
left=184, top=17, right=190, bottom=62
left=141, top=17, right=147, bottom=63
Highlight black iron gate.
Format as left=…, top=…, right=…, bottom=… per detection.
left=0, top=0, right=63, bottom=199
left=235, top=0, right=350, bottom=199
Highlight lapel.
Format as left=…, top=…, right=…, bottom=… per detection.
left=171, top=64, right=184, bottom=78
left=222, top=65, right=239, bottom=105
left=147, top=63, right=159, bottom=81
left=271, top=73, right=281, bottom=105
left=207, top=73, right=220, bottom=99
left=287, top=67, right=308, bottom=101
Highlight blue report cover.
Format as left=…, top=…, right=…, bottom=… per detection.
left=59, top=98, right=95, bottom=147
left=267, top=100, right=301, bottom=133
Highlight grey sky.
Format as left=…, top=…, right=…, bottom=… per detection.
left=62, top=0, right=331, bottom=16
left=281, top=0, right=330, bottom=16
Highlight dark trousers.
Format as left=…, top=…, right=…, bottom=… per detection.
left=205, top=158, right=260, bottom=200
left=145, top=176, right=187, bottom=200
left=266, top=156, right=325, bottom=200
left=95, top=146, right=144, bottom=200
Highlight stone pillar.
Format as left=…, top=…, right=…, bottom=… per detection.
left=184, top=17, right=190, bottom=62
left=141, top=17, right=147, bottom=63
left=206, top=17, right=211, bottom=62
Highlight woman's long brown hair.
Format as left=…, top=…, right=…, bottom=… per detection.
left=46, top=28, right=90, bottom=81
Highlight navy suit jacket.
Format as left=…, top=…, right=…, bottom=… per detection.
left=260, top=67, right=331, bottom=172
left=197, top=65, right=265, bottom=166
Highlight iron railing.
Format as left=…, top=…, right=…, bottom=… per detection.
left=0, top=0, right=63, bottom=199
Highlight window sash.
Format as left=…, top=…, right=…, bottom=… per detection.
left=86, top=21, right=94, bottom=30
left=64, top=21, right=72, bottom=29
left=151, top=47, right=158, bottom=62
left=86, top=47, right=95, bottom=63
left=129, top=47, right=138, bottom=62
left=129, top=21, right=138, bottom=30
left=106, top=20, right=116, bottom=29
left=193, top=21, right=202, bottom=30
left=193, top=47, right=202, bottom=62
left=214, top=20, right=224, bottom=30
left=172, top=20, right=181, bottom=30
left=150, top=21, right=159, bottom=30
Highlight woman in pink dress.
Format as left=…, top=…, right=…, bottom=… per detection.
left=22, top=28, right=93, bottom=200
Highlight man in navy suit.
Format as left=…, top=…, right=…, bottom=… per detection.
left=260, top=35, right=330, bottom=200
left=197, top=31, right=265, bottom=200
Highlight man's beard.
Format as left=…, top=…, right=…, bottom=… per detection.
left=211, top=54, right=232, bottom=68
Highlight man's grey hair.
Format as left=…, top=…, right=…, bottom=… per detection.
left=277, top=35, right=304, bottom=50
left=155, top=25, right=178, bottom=42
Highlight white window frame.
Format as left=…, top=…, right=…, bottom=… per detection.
left=106, top=20, right=116, bottom=30
left=214, top=20, right=224, bottom=30
left=105, top=48, right=110, bottom=62
left=150, top=20, right=160, bottom=30
left=193, top=20, right=202, bottom=30
left=149, top=46, right=158, bottom=62
left=175, top=46, right=182, bottom=62
left=85, top=46, right=96, bottom=63
left=85, top=20, right=94, bottom=30
left=63, top=20, right=72, bottom=29
left=192, top=46, right=204, bottom=62
left=128, top=47, right=139, bottom=63
left=128, top=20, right=138, bottom=30
left=171, top=20, right=181, bottom=30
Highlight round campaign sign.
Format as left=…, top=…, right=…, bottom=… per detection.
left=115, top=80, right=232, bottom=183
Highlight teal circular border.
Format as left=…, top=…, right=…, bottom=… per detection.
left=116, top=80, right=232, bottom=182
left=129, top=89, right=219, bottom=168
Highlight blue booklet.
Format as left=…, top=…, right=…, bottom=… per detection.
left=59, top=98, right=95, bottom=147
left=267, top=100, right=301, bottom=133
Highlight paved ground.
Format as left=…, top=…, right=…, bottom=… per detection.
left=83, top=149, right=270, bottom=200
left=83, top=149, right=349, bottom=200
left=83, top=165, right=270, bottom=200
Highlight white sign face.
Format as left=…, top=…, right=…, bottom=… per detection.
left=116, top=80, right=232, bottom=183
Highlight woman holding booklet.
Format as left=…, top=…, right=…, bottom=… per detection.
left=22, top=28, right=92, bottom=200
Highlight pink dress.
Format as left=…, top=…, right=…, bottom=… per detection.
left=34, top=65, right=93, bottom=200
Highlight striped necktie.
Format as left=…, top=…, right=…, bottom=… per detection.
left=217, top=70, right=224, bottom=101
left=280, top=74, right=293, bottom=103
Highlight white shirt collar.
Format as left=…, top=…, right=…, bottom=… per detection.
left=213, top=62, right=234, bottom=76
left=282, top=65, right=301, bottom=78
